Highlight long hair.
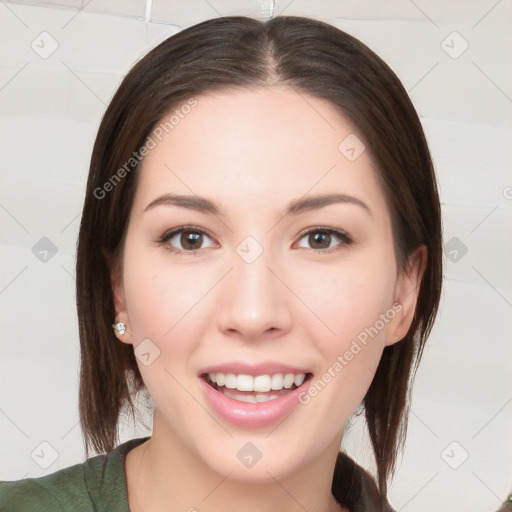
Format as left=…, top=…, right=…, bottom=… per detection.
left=76, top=15, right=442, bottom=501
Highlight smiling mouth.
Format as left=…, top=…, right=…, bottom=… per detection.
left=201, top=372, right=313, bottom=403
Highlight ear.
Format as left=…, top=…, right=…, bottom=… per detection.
left=384, top=245, right=427, bottom=347
left=103, top=248, right=134, bottom=345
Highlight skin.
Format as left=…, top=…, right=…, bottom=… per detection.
left=110, top=85, right=426, bottom=512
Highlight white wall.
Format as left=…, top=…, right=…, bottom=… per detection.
left=0, top=1, right=511, bottom=511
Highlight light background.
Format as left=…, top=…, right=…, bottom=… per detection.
left=0, top=1, right=511, bottom=511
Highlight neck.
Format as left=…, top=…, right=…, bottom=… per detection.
left=126, top=409, right=347, bottom=512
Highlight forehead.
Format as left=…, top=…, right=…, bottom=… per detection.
left=132, top=86, right=387, bottom=219
left=164, top=86, right=355, bottom=161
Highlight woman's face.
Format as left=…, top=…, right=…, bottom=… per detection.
left=113, top=85, right=422, bottom=480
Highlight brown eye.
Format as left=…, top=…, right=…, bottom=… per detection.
left=308, top=231, right=332, bottom=249
left=157, top=226, right=216, bottom=254
left=296, top=227, right=353, bottom=252
left=180, top=231, right=203, bottom=250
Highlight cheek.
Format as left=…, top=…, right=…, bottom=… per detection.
left=121, top=244, right=206, bottom=410
left=295, top=255, right=397, bottom=346
left=292, top=251, right=397, bottom=407
left=122, top=241, right=213, bottom=343
left=294, top=267, right=396, bottom=426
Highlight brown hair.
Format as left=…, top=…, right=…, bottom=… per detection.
left=76, top=15, right=442, bottom=503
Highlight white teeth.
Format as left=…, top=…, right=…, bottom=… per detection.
left=253, top=375, right=271, bottom=392
left=283, top=373, right=295, bottom=389
left=256, top=393, right=278, bottom=403
left=207, top=372, right=307, bottom=392
left=270, top=374, right=283, bottom=390
left=221, top=388, right=282, bottom=403
left=236, top=374, right=257, bottom=391
left=224, top=373, right=237, bottom=389
left=294, top=373, right=306, bottom=386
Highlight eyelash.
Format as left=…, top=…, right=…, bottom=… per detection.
left=156, top=225, right=353, bottom=255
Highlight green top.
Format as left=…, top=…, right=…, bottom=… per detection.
left=0, top=436, right=392, bottom=511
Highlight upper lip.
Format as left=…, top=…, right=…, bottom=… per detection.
left=198, top=361, right=312, bottom=377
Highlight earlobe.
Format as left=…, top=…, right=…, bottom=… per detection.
left=384, top=245, right=427, bottom=347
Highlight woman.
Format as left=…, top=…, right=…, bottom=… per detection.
left=0, top=15, right=443, bottom=511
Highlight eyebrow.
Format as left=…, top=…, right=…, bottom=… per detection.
left=144, top=192, right=372, bottom=218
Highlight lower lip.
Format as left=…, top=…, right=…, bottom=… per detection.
left=199, top=376, right=312, bottom=428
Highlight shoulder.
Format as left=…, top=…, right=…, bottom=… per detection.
left=0, top=436, right=150, bottom=512
left=0, top=461, right=90, bottom=512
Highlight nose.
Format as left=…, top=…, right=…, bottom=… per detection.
left=216, top=246, right=293, bottom=341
